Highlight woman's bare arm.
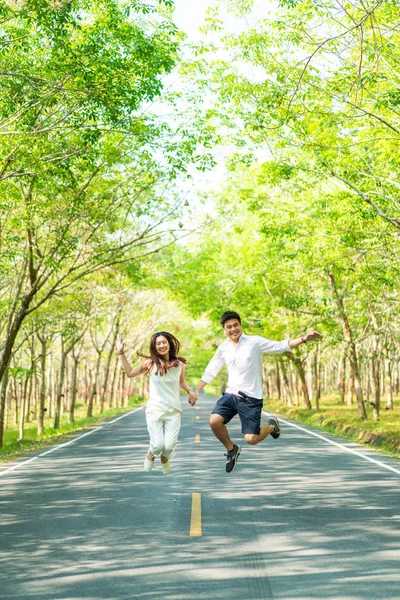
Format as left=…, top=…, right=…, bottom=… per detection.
left=116, top=335, right=151, bottom=378
left=179, top=363, right=196, bottom=405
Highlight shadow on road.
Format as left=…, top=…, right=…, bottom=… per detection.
left=1, top=398, right=399, bottom=599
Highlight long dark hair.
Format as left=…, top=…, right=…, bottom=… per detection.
left=138, top=331, right=187, bottom=376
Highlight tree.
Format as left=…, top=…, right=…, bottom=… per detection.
left=0, top=0, right=190, bottom=387
left=187, top=0, right=400, bottom=230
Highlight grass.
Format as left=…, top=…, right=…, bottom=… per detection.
left=264, top=394, right=400, bottom=460
left=0, top=396, right=145, bottom=464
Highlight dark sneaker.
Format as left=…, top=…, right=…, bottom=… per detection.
left=267, top=416, right=281, bottom=439
left=225, top=444, right=241, bottom=473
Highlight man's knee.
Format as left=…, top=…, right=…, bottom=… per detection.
left=244, top=433, right=259, bottom=445
left=209, top=414, right=224, bottom=431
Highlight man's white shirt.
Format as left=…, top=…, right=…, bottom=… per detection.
left=201, top=333, right=291, bottom=399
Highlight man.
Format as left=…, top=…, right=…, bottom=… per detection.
left=193, top=311, right=322, bottom=473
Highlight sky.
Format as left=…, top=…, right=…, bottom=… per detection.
left=157, top=0, right=276, bottom=224
left=172, top=0, right=276, bottom=38
left=160, top=0, right=226, bottom=220
left=173, top=0, right=212, bottom=40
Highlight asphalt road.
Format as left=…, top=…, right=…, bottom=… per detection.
left=1, top=395, right=399, bottom=600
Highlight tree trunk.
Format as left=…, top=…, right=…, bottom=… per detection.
left=286, top=351, right=311, bottom=409
left=279, top=358, right=292, bottom=405
left=69, top=355, right=79, bottom=424
left=63, top=355, right=69, bottom=414
left=49, top=359, right=55, bottom=419
left=19, top=376, right=29, bottom=440
left=32, top=373, right=38, bottom=421
left=87, top=383, right=96, bottom=417
left=54, top=341, right=67, bottom=430
left=338, top=353, right=346, bottom=404
left=0, top=363, right=11, bottom=447
left=13, top=379, right=19, bottom=426
left=347, top=375, right=354, bottom=406
left=87, top=368, right=96, bottom=418
left=102, top=320, right=121, bottom=411
left=37, top=336, right=47, bottom=436
left=370, top=358, right=380, bottom=421
left=100, top=347, right=114, bottom=414
left=83, top=363, right=89, bottom=404
left=5, top=383, right=12, bottom=431
left=386, top=358, right=393, bottom=410
left=327, top=271, right=366, bottom=419
left=26, top=372, right=33, bottom=423
left=311, top=350, right=321, bottom=410
left=88, top=352, right=102, bottom=416
left=55, top=330, right=86, bottom=427
left=365, top=365, right=370, bottom=405
left=275, top=362, right=281, bottom=400
left=107, top=356, right=117, bottom=410
left=262, top=365, right=270, bottom=398
left=111, top=360, right=121, bottom=408
left=121, top=371, right=127, bottom=408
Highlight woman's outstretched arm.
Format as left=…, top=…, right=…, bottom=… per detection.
left=116, top=335, right=150, bottom=378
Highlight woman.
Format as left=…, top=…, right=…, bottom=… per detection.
left=116, top=331, right=195, bottom=475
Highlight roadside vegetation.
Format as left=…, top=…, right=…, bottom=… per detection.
left=265, top=396, right=400, bottom=459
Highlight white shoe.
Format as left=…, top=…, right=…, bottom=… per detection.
left=161, top=459, right=170, bottom=475
left=144, top=454, right=154, bottom=472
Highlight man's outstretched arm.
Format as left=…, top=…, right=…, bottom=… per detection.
left=288, top=331, right=322, bottom=349
left=259, top=331, right=322, bottom=354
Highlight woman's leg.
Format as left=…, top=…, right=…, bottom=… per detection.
left=161, top=412, right=182, bottom=461
left=146, top=413, right=164, bottom=457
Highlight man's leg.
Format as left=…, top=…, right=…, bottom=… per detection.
left=210, top=394, right=241, bottom=473
left=209, top=414, right=234, bottom=451
left=244, top=424, right=275, bottom=445
left=238, top=400, right=280, bottom=445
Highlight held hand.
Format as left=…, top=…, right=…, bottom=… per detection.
left=188, top=390, right=197, bottom=406
left=303, top=331, right=322, bottom=343
left=115, top=335, right=125, bottom=354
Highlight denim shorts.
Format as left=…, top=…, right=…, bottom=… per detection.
left=211, top=393, right=264, bottom=435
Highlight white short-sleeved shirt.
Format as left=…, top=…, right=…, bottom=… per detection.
left=146, top=361, right=183, bottom=417
left=201, top=333, right=291, bottom=399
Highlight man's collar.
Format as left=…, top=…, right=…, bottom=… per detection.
left=227, top=332, right=247, bottom=345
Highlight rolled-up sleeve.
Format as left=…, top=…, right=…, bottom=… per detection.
left=201, top=346, right=225, bottom=384
left=258, top=336, right=291, bottom=354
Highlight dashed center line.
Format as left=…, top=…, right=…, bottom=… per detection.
left=194, top=434, right=200, bottom=443
left=190, top=493, right=202, bottom=537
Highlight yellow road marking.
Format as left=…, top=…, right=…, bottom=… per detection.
left=195, top=406, right=199, bottom=410
left=195, top=415, right=200, bottom=420
left=190, top=493, right=202, bottom=537
left=194, top=434, right=200, bottom=443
